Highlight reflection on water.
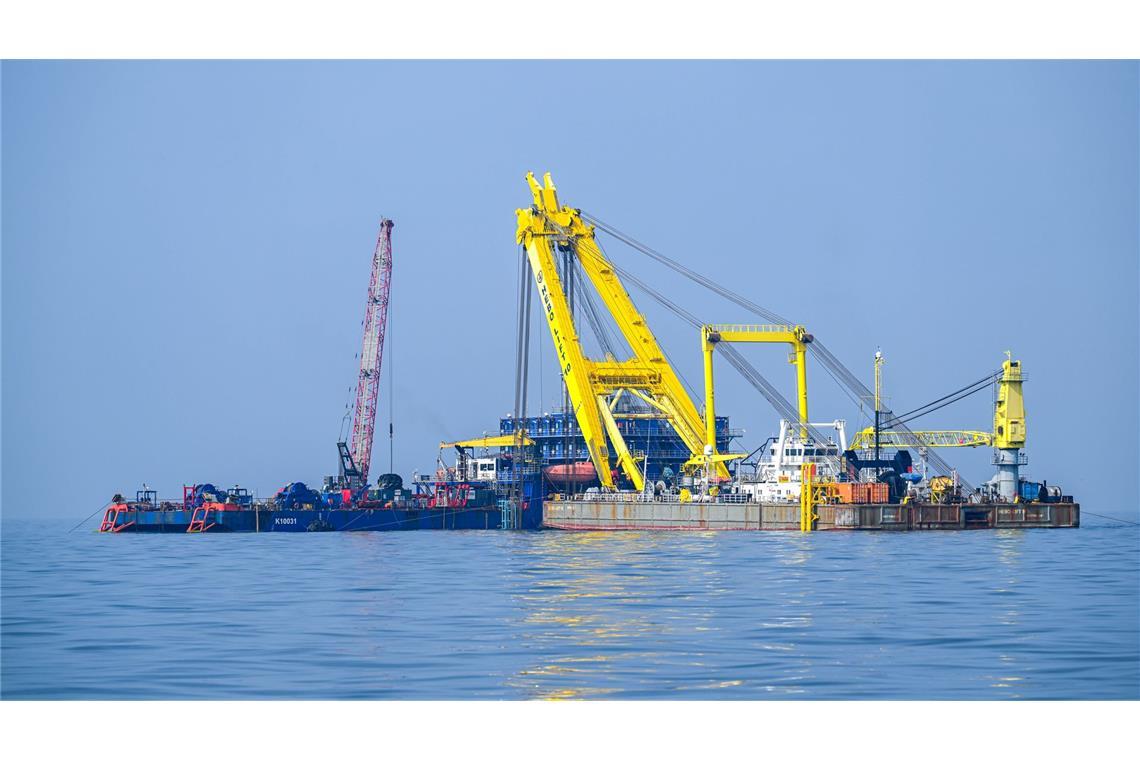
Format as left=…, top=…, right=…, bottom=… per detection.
left=508, top=531, right=734, bottom=699
left=508, top=533, right=815, bottom=698
left=1, top=519, right=1137, bottom=699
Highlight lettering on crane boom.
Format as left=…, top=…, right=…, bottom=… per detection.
left=536, top=270, right=571, bottom=374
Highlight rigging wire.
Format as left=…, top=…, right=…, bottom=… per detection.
left=68, top=501, right=116, bottom=533
left=1080, top=511, right=1140, bottom=526
left=888, top=370, right=1001, bottom=423
left=388, top=287, right=394, bottom=474
left=572, top=256, right=622, bottom=359
left=589, top=245, right=841, bottom=460
left=565, top=214, right=830, bottom=449
left=590, top=237, right=701, bottom=402
left=888, top=378, right=998, bottom=429
left=537, top=277, right=545, bottom=413
left=584, top=213, right=792, bottom=323
left=583, top=211, right=976, bottom=488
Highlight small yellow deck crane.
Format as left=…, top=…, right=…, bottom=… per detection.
left=438, top=435, right=535, bottom=450
left=847, top=352, right=1028, bottom=501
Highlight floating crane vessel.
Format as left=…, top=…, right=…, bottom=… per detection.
left=504, top=171, right=1078, bottom=531
left=100, top=172, right=1077, bottom=534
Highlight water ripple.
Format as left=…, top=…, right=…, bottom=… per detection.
left=2, top=519, right=1137, bottom=699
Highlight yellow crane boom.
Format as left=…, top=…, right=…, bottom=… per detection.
left=515, top=171, right=726, bottom=490
left=439, top=434, right=534, bottom=450
left=848, top=429, right=993, bottom=449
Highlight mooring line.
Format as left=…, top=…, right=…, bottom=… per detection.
left=1079, top=510, right=1140, bottom=526
left=68, top=502, right=114, bottom=533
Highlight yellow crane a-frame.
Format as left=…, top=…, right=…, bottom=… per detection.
left=515, top=171, right=728, bottom=491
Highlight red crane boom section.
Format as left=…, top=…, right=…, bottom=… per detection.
left=349, top=218, right=393, bottom=482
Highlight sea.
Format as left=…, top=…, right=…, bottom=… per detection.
left=2, top=518, right=1137, bottom=699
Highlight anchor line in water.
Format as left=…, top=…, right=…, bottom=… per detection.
left=1078, top=510, right=1140, bottom=526
left=68, top=502, right=115, bottom=533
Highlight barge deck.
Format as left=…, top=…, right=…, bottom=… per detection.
left=542, top=498, right=1080, bottom=531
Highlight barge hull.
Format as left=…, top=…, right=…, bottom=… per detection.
left=105, top=506, right=540, bottom=533
left=542, top=500, right=1079, bottom=531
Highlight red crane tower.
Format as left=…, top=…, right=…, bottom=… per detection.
left=338, top=218, right=394, bottom=487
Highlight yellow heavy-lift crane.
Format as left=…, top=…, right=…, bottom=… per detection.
left=515, top=171, right=728, bottom=491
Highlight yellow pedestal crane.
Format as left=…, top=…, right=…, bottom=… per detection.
left=847, top=352, right=1027, bottom=501
left=515, top=171, right=726, bottom=491
left=439, top=434, right=536, bottom=450
left=438, top=435, right=536, bottom=483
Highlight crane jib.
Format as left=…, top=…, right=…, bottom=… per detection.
left=346, top=218, right=393, bottom=485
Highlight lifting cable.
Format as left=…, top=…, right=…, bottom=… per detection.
left=886, top=371, right=1002, bottom=429
left=577, top=218, right=844, bottom=459
left=587, top=238, right=841, bottom=461
left=584, top=213, right=792, bottom=323
left=512, top=245, right=533, bottom=506
left=572, top=257, right=623, bottom=359
left=585, top=213, right=877, bottom=418
left=590, top=236, right=703, bottom=404
left=583, top=211, right=976, bottom=488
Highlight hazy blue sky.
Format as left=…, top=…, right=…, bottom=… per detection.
left=3, top=61, right=1137, bottom=519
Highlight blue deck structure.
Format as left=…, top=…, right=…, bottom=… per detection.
left=500, top=409, right=739, bottom=491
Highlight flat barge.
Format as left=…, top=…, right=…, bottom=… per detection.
left=98, top=477, right=542, bottom=533
left=543, top=497, right=1080, bottom=531
left=100, top=504, right=539, bottom=533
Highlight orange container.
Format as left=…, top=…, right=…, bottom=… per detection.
left=869, top=483, right=890, bottom=504
left=835, top=482, right=856, bottom=504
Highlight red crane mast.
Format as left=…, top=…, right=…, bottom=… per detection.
left=340, top=218, right=393, bottom=486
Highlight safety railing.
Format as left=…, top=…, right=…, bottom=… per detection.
left=706, top=323, right=797, bottom=334
left=991, top=451, right=1029, bottom=465
left=557, top=490, right=755, bottom=504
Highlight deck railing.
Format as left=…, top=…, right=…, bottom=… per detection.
left=551, top=491, right=755, bottom=505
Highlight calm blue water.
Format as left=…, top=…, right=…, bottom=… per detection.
left=2, top=518, right=1137, bottom=699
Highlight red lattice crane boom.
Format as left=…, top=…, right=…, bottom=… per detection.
left=340, top=218, right=393, bottom=485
